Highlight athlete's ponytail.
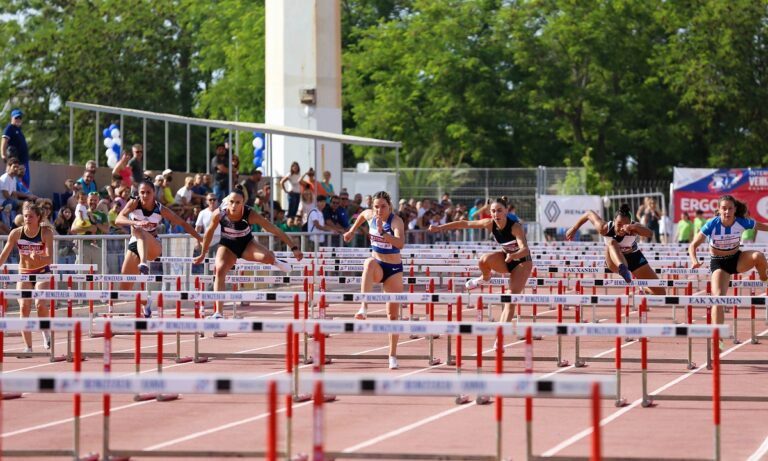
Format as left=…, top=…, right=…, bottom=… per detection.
left=494, top=196, right=509, bottom=208
left=232, top=184, right=245, bottom=197
left=718, top=195, right=748, bottom=218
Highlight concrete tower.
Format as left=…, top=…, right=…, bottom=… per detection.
left=265, top=0, right=342, bottom=196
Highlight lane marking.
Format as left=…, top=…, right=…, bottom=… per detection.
left=747, top=436, right=768, bottom=461
left=540, top=328, right=768, bottom=457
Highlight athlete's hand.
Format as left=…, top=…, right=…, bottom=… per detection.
left=690, top=258, right=702, bottom=269
left=193, top=253, right=206, bottom=265
left=428, top=224, right=440, bottom=233
left=292, top=247, right=304, bottom=261
left=565, top=227, right=576, bottom=241
left=376, top=219, right=384, bottom=235
left=343, top=230, right=354, bottom=242
left=620, top=224, right=634, bottom=235
left=504, top=253, right=515, bottom=263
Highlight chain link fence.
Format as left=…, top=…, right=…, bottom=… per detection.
left=372, top=166, right=585, bottom=222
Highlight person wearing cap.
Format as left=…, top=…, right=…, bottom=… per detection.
left=2, top=109, right=30, bottom=188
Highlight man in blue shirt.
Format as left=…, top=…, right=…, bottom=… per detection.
left=323, top=195, right=349, bottom=232
left=1, top=109, right=30, bottom=187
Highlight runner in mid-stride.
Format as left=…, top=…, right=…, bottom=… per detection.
left=0, top=201, right=54, bottom=354
left=344, top=191, right=405, bottom=369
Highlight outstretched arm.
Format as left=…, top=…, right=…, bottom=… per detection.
left=251, top=212, right=303, bottom=260
left=0, top=229, right=20, bottom=265
left=161, top=206, right=202, bottom=242
left=343, top=210, right=371, bottom=242
left=566, top=211, right=607, bottom=240
left=429, top=218, right=491, bottom=233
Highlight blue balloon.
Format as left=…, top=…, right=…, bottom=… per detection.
left=103, top=128, right=111, bottom=138
left=109, top=123, right=117, bottom=132
left=111, top=143, right=121, bottom=155
left=255, top=158, right=263, bottom=168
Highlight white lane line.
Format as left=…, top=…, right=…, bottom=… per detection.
left=540, top=328, right=768, bottom=457
left=144, top=401, right=314, bottom=451
left=340, top=338, right=634, bottom=454
left=747, top=436, right=768, bottom=461
left=341, top=403, right=477, bottom=454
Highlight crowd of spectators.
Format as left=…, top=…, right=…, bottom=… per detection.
left=0, top=107, right=523, bottom=262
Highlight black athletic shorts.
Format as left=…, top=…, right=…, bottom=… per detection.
left=624, top=250, right=649, bottom=272
left=220, top=237, right=253, bottom=259
left=710, top=252, right=740, bottom=275
left=505, top=255, right=532, bottom=272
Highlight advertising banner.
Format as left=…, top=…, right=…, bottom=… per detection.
left=673, top=168, right=768, bottom=220
left=538, top=195, right=602, bottom=229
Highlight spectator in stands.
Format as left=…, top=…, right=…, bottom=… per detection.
left=161, top=169, right=176, bottom=205
left=127, top=145, right=144, bottom=189
left=87, top=192, right=110, bottom=234
left=307, top=195, right=339, bottom=247
left=363, top=195, right=372, bottom=210
left=318, top=170, right=335, bottom=197
left=280, top=161, right=302, bottom=217
left=71, top=192, right=94, bottom=234
left=637, top=197, right=660, bottom=243
left=300, top=168, right=318, bottom=193
left=211, top=143, right=229, bottom=201
left=190, top=173, right=209, bottom=207
left=2, top=158, right=36, bottom=208
left=67, top=181, right=82, bottom=210
left=36, top=199, right=54, bottom=228
left=175, top=176, right=195, bottom=215
left=241, top=168, right=263, bottom=207
left=693, top=209, right=706, bottom=235
left=298, top=188, right=316, bottom=231
left=103, top=174, right=122, bottom=201
left=0, top=204, right=12, bottom=234
left=53, top=207, right=77, bottom=263
left=195, top=193, right=221, bottom=257
left=2, top=109, right=30, bottom=187
left=676, top=212, right=693, bottom=244
left=440, top=193, right=452, bottom=206
left=345, top=191, right=361, bottom=217
left=76, top=169, right=97, bottom=195
left=658, top=210, right=671, bottom=244
left=324, top=195, right=349, bottom=232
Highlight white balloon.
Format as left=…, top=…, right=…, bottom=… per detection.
left=112, top=137, right=122, bottom=147
left=252, top=137, right=264, bottom=150
left=106, top=155, right=117, bottom=168
left=110, top=128, right=121, bottom=139
left=103, top=138, right=114, bottom=148
left=105, top=148, right=112, bottom=159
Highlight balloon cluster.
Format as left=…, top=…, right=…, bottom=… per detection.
left=252, top=132, right=265, bottom=170
left=102, top=124, right=122, bottom=168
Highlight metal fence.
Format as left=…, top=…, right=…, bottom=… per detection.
left=370, top=166, right=585, bottom=222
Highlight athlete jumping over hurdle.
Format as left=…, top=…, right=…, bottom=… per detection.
left=0, top=201, right=53, bottom=354
left=566, top=204, right=665, bottom=295
left=115, top=177, right=202, bottom=317
left=688, top=195, right=768, bottom=347
left=343, top=191, right=405, bottom=370
left=193, top=185, right=301, bottom=319
left=428, top=197, right=532, bottom=325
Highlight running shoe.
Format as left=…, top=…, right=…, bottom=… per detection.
left=617, top=264, right=632, bottom=284
left=718, top=339, right=725, bottom=352
left=138, top=262, right=150, bottom=275
left=143, top=297, right=153, bottom=318
left=19, top=347, right=33, bottom=358
left=273, top=259, right=292, bottom=273
left=354, top=307, right=367, bottom=320
left=42, top=331, right=51, bottom=350
left=207, top=312, right=224, bottom=320
left=388, top=356, right=399, bottom=370
left=465, top=276, right=490, bottom=291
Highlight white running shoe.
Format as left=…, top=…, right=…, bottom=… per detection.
left=354, top=307, right=367, bottom=320
left=273, top=259, right=292, bottom=273
left=42, top=331, right=51, bottom=350
left=465, top=277, right=490, bottom=291
left=207, top=312, right=223, bottom=320
left=19, top=347, right=33, bottom=358
left=388, top=356, right=399, bottom=370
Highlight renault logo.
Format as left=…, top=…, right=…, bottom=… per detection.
left=545, top=201, right=560, bottom=222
